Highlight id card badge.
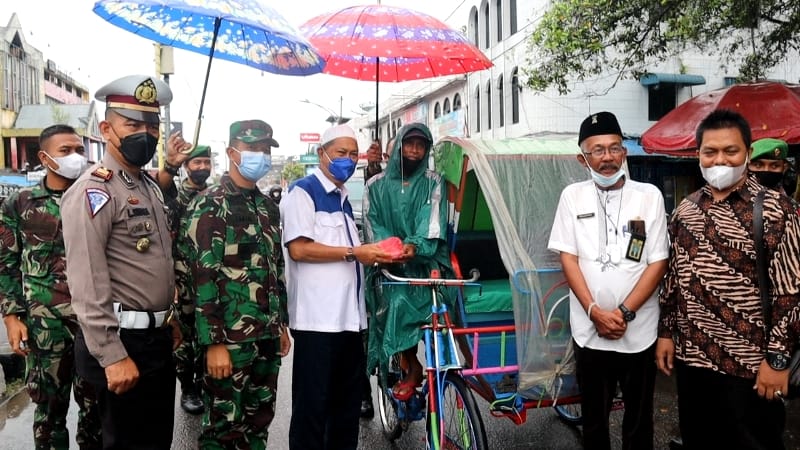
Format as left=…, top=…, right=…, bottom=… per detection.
left=626, top=233, right=646, bottom=262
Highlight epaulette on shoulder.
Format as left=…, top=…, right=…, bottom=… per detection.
left=91, top=167, right=113, bottom=182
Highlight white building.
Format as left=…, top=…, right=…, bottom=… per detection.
left=357, top=0, right=800, bottom=144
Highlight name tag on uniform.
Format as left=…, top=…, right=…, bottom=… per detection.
left=577, top=212, right=595, bottom=219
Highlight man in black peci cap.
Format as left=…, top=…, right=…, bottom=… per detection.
left=548, top=111, right=669, bottom=450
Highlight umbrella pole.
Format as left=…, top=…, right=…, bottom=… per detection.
left=194, top=17, right=222, bottom=147
left=375, top=59, right=379, bottom=141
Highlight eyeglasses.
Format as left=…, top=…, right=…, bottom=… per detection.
left=582, top=145, right=625, bottom=158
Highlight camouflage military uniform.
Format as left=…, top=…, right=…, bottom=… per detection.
left=176, top=173, right=286, bottom=450
left=0, top=179, right=101, bottom=449
left=167, top=177, right=206, bottom=394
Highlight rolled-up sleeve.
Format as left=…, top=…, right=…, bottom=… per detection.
left=62, top=180, right=126, bottom=367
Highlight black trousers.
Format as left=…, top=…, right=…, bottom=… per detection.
left=75, top=328, right=176, bottom=450
left=675, top=360, right=785, bottom=450
left=289, top=330, right=363, bottom=450
left=574, top=340, right=656, bottom=450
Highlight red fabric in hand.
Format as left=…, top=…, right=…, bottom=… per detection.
left=378, top=237, right=405, bottom=259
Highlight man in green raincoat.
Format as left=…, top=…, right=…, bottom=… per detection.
left=364, top=123, right=454, bottom=400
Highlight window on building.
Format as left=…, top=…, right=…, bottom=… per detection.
left=483, top=2, right=490, bottom=49
left=647, top=85, right=678, bottom=121
left=510, top=0, right=518, bottom=34
left=470, top=7, right=479, bottom=47
left=486, top=81, right=492, bottom=130
left=453, top=93, right=462, bottom=111
left=511, top=68, right=520, bottom=124
left=474, top=86, right=481, bottom=133
left=396, top=119, right=402, bottom=133
left=4, top=33, right=39, bottom=111
left=497, top=74, right=505, bottom=127
left=392, top=121, right=396, bottom=137
left=443, top=98, right=451, bottom=114
left=434, top=102, right=441, bottom=119
left=496, top=0, right=503, bottom=42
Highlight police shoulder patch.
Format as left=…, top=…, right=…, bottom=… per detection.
left=85, top=188, right=111, bottom=217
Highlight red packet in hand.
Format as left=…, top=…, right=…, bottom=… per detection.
left=378, top=237, right=405, bottom=259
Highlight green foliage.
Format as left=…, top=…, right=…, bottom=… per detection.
left=282, top=162, right=306, bottom=184
left=525, top=0, right=800, bottom=94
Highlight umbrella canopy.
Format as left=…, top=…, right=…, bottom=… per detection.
left=642, top=82, right=800, bottom=157
left=300, top=4, right=492, bottom=132
left=93, top=0, right=325, bottom=143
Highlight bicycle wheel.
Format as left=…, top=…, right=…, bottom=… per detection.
left=554, top=402, right=582, bottom=426
left=377, top=357, right=403, bottom=441
left=428, top=372, right=488, bottom=450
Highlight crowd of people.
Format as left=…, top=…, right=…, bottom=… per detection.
left=0, top=71, right=798, bottom=450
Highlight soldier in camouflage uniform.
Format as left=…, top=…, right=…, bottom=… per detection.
left=176, top=120, right=289, bottom=450
left=165, top=145, right=213, bottom=414
left=0, top=124, right=101, bottom=449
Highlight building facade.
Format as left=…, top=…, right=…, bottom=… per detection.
left=358, top=0, right=800, bottom=211
left=0, top=13, right=101, bottom=172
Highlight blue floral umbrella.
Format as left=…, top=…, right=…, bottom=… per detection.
left=93, top=0, right=325, bottom=142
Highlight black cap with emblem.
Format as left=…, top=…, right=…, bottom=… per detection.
left=579, top=111, right=623, bottom=145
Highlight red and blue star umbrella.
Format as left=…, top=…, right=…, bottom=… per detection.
left=300, top=4, right=492, bottom=131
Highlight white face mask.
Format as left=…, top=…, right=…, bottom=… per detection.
left=46, top=152, right=88, bottom=180
left=700, top=160, right=747, bottom=190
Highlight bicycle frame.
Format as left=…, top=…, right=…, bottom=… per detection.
left=381, top=268, right=483, bottom=450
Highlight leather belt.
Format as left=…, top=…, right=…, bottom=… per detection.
left=113, top=302, right=171, bottom=329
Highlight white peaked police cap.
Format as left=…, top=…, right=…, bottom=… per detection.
left=321, top=124, right=357, bottom=147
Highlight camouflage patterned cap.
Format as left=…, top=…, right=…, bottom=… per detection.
left=186, top=145, right=211, bottom=161
left=229, top=120, right=280, bottom=148
left=751, top=138, right=788, bottom=161
left=95, top=75, right=172, bottom=124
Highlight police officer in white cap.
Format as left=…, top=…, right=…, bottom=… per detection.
left=61, top=74, right=181, bottom=449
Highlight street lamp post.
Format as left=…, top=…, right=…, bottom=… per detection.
left=300, top=98, right=351, bottom=125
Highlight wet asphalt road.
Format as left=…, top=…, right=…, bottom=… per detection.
left=2, top=347, right=800, bottom=449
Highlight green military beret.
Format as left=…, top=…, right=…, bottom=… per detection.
left=751, top=138, right=788, bottom=161
left=187, top=145, right=211, bottom=160
left=229, top=120, right=280, bottom=147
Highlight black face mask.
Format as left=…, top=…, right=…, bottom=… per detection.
left=188, top=169, right=210, bottom=186
left=118, top=132, right=158, bottom=167
left=402, top=157, right=423, bottom=177
left=753, top=171, right=784, bottom=190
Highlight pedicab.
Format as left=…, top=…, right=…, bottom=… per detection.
left=375, top=134, right=601, bottom=447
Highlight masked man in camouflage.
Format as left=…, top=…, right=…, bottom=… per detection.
left=176, top=120, right=290, bottom=449
left=165, top=144, right=213, bottom=414
left=0, top=125, right=101, bottom=449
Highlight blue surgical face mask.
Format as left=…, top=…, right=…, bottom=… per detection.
left=324, top=151, right=357, bottom=183
left=232, top=148, right=271, bottom=182
left=582, top=154, right=625, bottom=188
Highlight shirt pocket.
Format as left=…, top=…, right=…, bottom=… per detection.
left=21, top=218, right=60, bottom=243
left=315, top=214, right=347, bottom=242
left=125, top=215, right=156, bottom=238
left=223, top=240, right=260, bottom=269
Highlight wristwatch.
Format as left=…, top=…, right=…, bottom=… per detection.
left=766, top=351, right=790, bottom=370
left=344, top=247, right=356, bottom=262
left=618, top=304, right=636, bottom=322
left=164, top=162, right=180, bottom=176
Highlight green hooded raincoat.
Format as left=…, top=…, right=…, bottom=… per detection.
left=363, top=123, right=455, bottom=378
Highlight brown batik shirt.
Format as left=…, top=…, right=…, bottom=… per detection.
left=659, top=177, right=800, bottom=379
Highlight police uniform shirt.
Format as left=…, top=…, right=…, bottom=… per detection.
left=62, top=152, right=174, bottom=367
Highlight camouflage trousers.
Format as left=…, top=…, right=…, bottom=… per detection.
left=199, top=339, right=281, bottom=450
left=174, top=317, right=203, bottom=391
left=26, top=317, right=101, bottom=450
